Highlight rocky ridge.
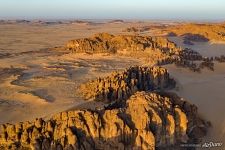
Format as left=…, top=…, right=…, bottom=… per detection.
left=0, top=91, right=208, bottom=150
left=65, top=33, right=180, bottom=56
left=165, top=23, right=225, bottom=43
left=63, top=33, right=222, bottom=73
left=79, top=66, right=175, bottom=102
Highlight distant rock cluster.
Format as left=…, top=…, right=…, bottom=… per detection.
left=79, top=66, right=175, bottom=102
left=0, top=19, right=104, bottom=26
left=178, top=48, right=203, bottom=61
left=215, top=55, right=225, bottom=62
left=0, top=91, right=209, bottom=150
left=156, top=48, right=216, bottom=72
left=65, top=32, right=224, bottom=74
left=122, top=27, right=139, bottom=33
left=65, top=33, right=180, bottom=55
left=174, top=48, right=217, bottom=72
left=108, top=20, right=125, bottom=24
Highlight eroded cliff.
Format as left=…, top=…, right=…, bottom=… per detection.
left=79, top=66, right=175, bottom=102
left=0, top=91, right=208, bottom=150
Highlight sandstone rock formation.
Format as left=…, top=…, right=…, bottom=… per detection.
left=122, top=27, right=139, bottom=33
left=79, top=66, right=176, bottom=102
left=168, top=48, right=215, bottom=73
left=58, top=33, right=221, bottom=73
left=108, top=20, right=125, bottom=24
left=0, top=91, right=208, bottom=150
left=50, top=33, right=184, bottom=65
left=164, top=23, right=225, bottom=42
left=65, top=33, right=180, bottom=55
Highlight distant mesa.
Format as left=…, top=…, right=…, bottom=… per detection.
left=0, top=20, right=30, bottom=24
left=15, top=20, right=31, bottom=24
left=108, top=19, right=125, bottom=23
left=70, top=20, right=94, bottom=25
left=31, top=20, right=64, bottom=25
left=122, top=26, right=152, bottom=33
left=123, top=27, right=139, bottom=33
left=163, top=23, right=225, bottom=43
left=72, top=20, right=90, bottom=24
left=122, top=26, right=153, bottom=33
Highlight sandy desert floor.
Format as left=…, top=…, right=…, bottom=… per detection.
left=0, top=21, right=225, bottom=145
left=0, top=21, right=153, bottom=123
left=165, top=63, right=225, bottom=144
left=0, top=52, right=145, bottom=123
left=167, top=37, right=225, bottom=144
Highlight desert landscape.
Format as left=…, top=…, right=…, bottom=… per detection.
left=0, top=20, right=225, bottom=149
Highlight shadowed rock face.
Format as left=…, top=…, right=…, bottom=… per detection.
left=0, top=91, right=208, bottom=150
left=182, top=33, right=209, bottom=45
left=164, top=23, right=225, bottom=42
left=65, top=33, right=180, bottom=55
left=79, top=66, right=176, bottom=102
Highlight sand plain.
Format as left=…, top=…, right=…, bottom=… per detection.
left=167, top=36, right=225, bottom=144
left=0, top=21, right=151, bottom=123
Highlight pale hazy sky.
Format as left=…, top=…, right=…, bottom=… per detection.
left=0, top=0, right=224, bottom=20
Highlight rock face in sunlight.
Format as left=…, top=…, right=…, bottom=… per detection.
left=65, top=33, right=180, bottom=55
left=79, top=66, right=176, bottom=102
left=0, top=91, right=208, bottom=150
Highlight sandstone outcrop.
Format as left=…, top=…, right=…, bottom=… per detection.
left=0, top=91, right=208, bottom=150
left=65, top=33, right=180, bottom=55
left=122, top=27, right=139, bottom=33
left=108, top=20, right=124, bottom=23
left=164, top=23, right=225, bottom=42
left=79, top=66, right=176, bottom=102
